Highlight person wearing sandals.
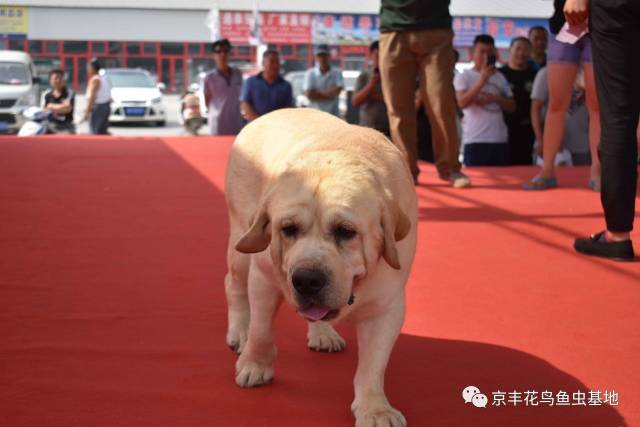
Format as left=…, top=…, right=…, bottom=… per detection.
left=571, top=0, right=638, bottom=261
left=523, top=0, right=601, bottom=191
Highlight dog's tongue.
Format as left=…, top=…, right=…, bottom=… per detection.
left=298, top=306, right=330, bottom=321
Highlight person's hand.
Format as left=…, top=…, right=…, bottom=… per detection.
left=476, top=91, right=496, bottom=106
left=479, top=62, right=496, bottom=83
left=368, top=72, right=380, bottom=87
left=564, top=0, right=589, bottom=26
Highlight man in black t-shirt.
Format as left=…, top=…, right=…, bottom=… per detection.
left=499, top=37, right=538, bottom=165
left=41, top=68, right=75, bottom=133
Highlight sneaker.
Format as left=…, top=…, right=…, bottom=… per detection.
left=449, top=171, right=471, bottom=188
left=574, top=231, right=635, bottom=261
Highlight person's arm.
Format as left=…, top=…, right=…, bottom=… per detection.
left=352, top=72, right=379, bottom=107
left=203, top=76, right=212, bottom=110
left=482, top=91, right=516, bottom=113
left=47, top=91, right=73, bottom=115
left=306, top=86, right=342, bottom=101
left=240, top=101, right=259, bottom=122
left=81, top=78, right=99, bottom=121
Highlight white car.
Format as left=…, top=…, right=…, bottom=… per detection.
left=105, top=68, right=166, bottom=126
left=0, top=50, right=41, bottom=133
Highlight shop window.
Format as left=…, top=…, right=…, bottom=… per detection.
left=161, top=43, right=184, bottom=55
left=64, top=41, right=88, bottom=54
left=126, top=43, right=141, bottom=55
left=45, top=41, right=60, bottom=53
left=91, top=42, right=106, bottom=54
left=108, top=42, right=122, bottom=55
left=9, top=39, right=25, bottom=51
left=235, top=45, right=251, bottom=57
left=28, top=40, right=43, bottom=53
left=143, top=43, right=157, bottom=55
left=188, top=43, right=202, bottom=55
left=280, top=45, right=293, bottom=56
left=296, top=45, right=309, bottom=57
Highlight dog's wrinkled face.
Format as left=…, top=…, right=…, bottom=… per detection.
left=235, top=166, right=410, bottom=322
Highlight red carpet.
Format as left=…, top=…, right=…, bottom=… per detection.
left=0, top=136, right=638, bottom=427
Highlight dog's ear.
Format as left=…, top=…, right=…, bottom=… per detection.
left=235, top=198, right=271, bottom=253
left=380, top=197, right=411, bottom=270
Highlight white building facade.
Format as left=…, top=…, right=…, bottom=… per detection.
left=1, top=1, right=553, bottom=91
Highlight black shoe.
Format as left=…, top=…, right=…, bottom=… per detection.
left=574, top=231, right=635, bottom=261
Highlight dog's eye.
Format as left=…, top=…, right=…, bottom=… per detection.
left=282, top=224, right=299, bottom=238
left=333, top=225, right=356, bottom=241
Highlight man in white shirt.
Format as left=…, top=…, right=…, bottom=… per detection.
left=303, top=45, right=343, bottom=117
left=454, top=34, right=516, bottom=166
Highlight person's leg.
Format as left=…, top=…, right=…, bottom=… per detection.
left=416, top=29, right=464, bottom=181
left=379, top=32, right=419, bottom=182
left=593, top=1, right=640, bottom=236
left=89, top=111, right=97, bottom=134
left=97, top=104, right=111, bottom=135
left=575, top=0, right=639, bottom=260
left=583, top=61, right=602, bottom=186
left=463, top=143, right=490, bottom=167
left=495, top=143, right=510, bottom=166
left=540, top=63, right=579, bottom=178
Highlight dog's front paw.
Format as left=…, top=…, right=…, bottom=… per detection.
left=234, top=347, right=276, bottom=388
left=352, top=400, right=406, bottom=427
left=226, top=326, right=248, bottom=354
left=307, top=321, right=346, bottom=352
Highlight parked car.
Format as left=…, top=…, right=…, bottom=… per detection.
left=104, top=68, right=166, bottom=126
left=0, top=50, right=41, bottom=133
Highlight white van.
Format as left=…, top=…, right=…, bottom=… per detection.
left=0, top=50, right=41, bottom=133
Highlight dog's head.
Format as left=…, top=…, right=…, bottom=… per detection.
left=234, top=158, right=410, bottom=321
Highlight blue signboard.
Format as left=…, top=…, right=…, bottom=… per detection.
left=312, top=14, right=379, bottom=45
left=453, top=17, right=548, bottom=47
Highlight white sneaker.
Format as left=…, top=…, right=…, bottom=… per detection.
left=449, top=171, right=471, bottom=188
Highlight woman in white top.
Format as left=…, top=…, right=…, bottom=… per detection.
left=82, top=58, right=111, bottom=134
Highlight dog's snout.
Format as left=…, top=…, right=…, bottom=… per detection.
left=292, top=268, right=327, bottom=296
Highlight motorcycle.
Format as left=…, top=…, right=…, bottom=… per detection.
left=180, top=85, right=205, bottom=136
left=18, top=106, right=76, bottom=137
left=18, top=107, right=54, bottom=136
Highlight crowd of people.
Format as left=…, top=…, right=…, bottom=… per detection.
left=38, top=0, right=636, bottom=260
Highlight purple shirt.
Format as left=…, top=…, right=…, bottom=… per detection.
left=203, top=67, right=243, bottom=135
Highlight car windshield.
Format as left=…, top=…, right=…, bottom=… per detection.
left=107, top=71, right=155, bottom=88
left=0, top=62, right=29, bottom=85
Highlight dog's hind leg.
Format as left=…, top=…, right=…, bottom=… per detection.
left=307, top=321, right=346, bottom=352
left=225, top=219, right=250, bottom=354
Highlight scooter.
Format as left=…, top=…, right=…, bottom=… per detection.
left=179, top=85, right=205, bottom=136
left=18, top=107, right=54, bottom=136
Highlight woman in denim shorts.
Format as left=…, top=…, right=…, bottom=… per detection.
left=524, top=0, right=601, bottom=191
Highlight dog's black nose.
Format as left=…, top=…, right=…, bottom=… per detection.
left=292, top=268, right=327, bottom=296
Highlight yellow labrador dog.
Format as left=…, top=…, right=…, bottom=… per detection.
left=224, top=108, right=417, bottom=427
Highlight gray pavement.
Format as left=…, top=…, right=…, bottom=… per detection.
left=74, top=94, right=199, bottom=137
